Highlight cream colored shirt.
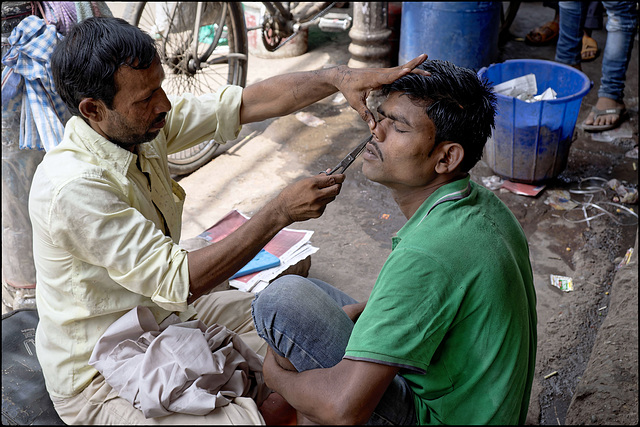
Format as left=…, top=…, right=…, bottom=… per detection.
left=29, top=86, right=243, bottom=398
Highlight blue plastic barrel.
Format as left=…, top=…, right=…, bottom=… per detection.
left=398, top=2, right=500, bottom=70
left=478, top=59, right=592, bottom=183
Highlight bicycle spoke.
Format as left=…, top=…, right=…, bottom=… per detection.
left=135, top=2, right=233, bottom=97
left=129, top=1, right=248, bottom=174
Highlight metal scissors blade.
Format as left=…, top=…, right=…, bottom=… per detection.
left=325, top=134, right=373, bottom=175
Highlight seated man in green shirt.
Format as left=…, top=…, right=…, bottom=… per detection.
left=252, top=59, right=538, bottom=425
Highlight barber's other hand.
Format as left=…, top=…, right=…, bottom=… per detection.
left=335, top=53, right=430, bottom=131
left=272, top=173, right=345, bottom=225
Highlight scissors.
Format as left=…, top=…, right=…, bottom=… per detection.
left=323, top=134, right=373, bottom=175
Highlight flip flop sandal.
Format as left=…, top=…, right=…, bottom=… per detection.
left=581, top=35, right=600, bottom=62
left=525, top=20, right=559, bottom=46
left=582, top=106, right=628, bottom=132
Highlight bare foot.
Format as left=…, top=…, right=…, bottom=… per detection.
left=272, top=255, right=311, bottom=281
left=584, top=98, right=625, bottom=127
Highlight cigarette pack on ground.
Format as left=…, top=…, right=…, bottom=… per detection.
left=617, top=248, right=634, bottom=269
left=550, top=274, right=574, bottom=292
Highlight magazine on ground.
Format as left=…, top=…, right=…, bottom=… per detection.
left=196, top=210, right=318, bottom=292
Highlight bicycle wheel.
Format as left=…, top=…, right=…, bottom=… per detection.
left=125, top=2, right=248, bottom=176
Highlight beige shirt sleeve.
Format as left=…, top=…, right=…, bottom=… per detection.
left=164, top=85, right=244, bottom=155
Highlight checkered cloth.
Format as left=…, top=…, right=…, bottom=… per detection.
left=1, top=15, right=68, bottom=151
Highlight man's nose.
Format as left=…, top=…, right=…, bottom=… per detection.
left=372, top=124, right=386, bottom=142
left=155, top=89, right=172, bottom=114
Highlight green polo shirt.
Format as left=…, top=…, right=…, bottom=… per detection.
left=344, top=175, right=537, bottom=425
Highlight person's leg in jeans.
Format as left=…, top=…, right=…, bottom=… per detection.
left=252, top=275, right=417, bottom=425
left=598, top=2, right=637, bottom=103
left=558, top=1, right=637, bottom=129
left=583, top=1, right=637, bottom=128
left=582, top=1, right=603, bottom=61
left=556, top=1, right=587, bottom=67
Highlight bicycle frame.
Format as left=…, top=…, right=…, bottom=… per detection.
left=263, top=2, right=293, bottom=22
left=256, top=2, right=340, bottom=51
left=191, top=2, right=227, bottom=68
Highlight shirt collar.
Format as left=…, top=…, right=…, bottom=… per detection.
left=395, top=175, right=472, bottom=244
left=65, top=116, right=161, bottom=174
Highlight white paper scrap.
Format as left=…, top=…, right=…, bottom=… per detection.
left=493, top=74, right=537, bottom=98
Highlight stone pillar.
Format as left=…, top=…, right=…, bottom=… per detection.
left=348, top=2, right=392, bottom=69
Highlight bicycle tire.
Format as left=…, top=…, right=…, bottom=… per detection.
left=124, top=2, right=248, bottom=176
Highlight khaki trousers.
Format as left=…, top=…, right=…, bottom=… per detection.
left=52, top=290, right=269, bottom=425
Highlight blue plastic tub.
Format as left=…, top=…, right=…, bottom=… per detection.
left=478, top=59, right=592, bottom=183
left=399, top=2, right=500, bottom=71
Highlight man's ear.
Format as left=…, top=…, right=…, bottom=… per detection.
left=78, top=98, right=106, bottom=122
left=434, top=142, right=464, bottom=174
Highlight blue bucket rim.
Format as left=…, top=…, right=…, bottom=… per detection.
left=478, top=59, right=593, bottom=104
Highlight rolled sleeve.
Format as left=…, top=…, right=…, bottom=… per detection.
left=149, top=248, right=190, bottom=313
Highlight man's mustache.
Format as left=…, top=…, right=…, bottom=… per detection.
left=370, top=140, right=384, bottom=161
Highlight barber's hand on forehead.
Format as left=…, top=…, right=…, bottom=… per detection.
left=336, top=53, right=431, bottom=131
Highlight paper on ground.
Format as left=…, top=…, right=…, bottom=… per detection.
left=295, top=111, right=325, bottom=127
left=500, top=180, right=546, bottom=196
left=195, top=210, right=319, bottom=293
left=230, top=241, right=319, bottom=292
left=237, top=244, right=319, bottom=293
left=550, top=274, right=574, bottom=292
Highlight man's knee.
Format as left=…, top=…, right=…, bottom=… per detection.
left=251, top=275, right=313, bottom=328
left=252, top=276, right=354, bottom=369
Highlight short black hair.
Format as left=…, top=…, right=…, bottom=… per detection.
left=381, top=59, right=497, bottom=172
left=51, top=17, right=158, bottom=117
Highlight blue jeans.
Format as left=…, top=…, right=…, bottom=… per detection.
left=556, top=1, right=637, bottom=102
left=251, top=276, right=417, bottom=425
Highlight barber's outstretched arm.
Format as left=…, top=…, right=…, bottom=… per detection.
left=263, top=347, right=400, bottom=425
left=240, top=54, right=429, bottom=130
left=186, top=173, right=344, bottom=302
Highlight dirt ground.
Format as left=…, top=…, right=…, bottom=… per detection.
left=563, top=233, right=638, bottom=426
left=496, top=4, right=639, bottom=424
left=469, top=89, right=638, bottom=424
